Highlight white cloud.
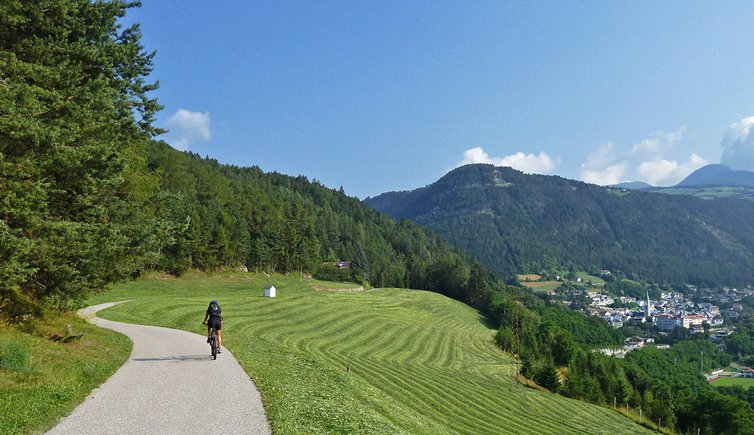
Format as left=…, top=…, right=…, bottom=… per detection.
left=629, top=127, right=685, bottom=157
left=460, top=147, right=558, bottom=174
left=579, top=127, right=705, bottom=186
left=579, top=143, right=627, bottom=185
left=163, top=109, right=211, bottom=151
left=581, top=163, right=627, bottom=185
left=721, top=116, right=754, bottom=171
left=637, top=153, right=708, bottom=186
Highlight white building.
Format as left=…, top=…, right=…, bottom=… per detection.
left=264, top=285, right=277, bottom=298
left=681, top=314, right=706, bottom=328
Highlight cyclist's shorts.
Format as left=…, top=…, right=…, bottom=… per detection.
left=208, top=317, right=222, bottom=331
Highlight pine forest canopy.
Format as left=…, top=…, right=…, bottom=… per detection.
left=366, top=163, right=754, bottom=287
left=0, top=0, right=163, bottom=317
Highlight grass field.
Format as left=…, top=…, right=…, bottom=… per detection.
left=574, top=272, right=606, bottom=286
left=88, top=272, right=650, bottom=434
left=520, top=280, right=561, bottom=293
left=711, top=377, right=754, bottom=389
left=0, top=312, right=131, bottom=434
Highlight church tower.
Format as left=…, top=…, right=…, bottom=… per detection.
left=645, top=290, right=652, bottom=319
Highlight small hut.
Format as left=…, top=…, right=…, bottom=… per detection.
left=264, top=285, right=276, bottom=298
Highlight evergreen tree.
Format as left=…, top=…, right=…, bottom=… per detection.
left=0, top=0, right=161, bottom=317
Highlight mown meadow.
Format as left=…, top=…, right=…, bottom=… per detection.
left=89, top=271, right=651, bottom=434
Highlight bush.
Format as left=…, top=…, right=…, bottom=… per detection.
left=314, top=264, right=354, bottom=283
left=1, top=340, right=31, bottom=371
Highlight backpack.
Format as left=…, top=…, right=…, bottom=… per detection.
left=208, top=301, right=222, bottom=317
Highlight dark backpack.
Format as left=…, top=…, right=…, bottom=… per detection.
left=208, top=301, right=222, bottom=317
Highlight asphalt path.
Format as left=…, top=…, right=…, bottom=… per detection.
left=48, top=302, right=271, bottom=435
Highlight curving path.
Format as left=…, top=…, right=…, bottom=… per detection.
left=48, top=302, right=271, bottom=435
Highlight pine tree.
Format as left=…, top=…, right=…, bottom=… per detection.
left=0, top=0, right=161, bottom=317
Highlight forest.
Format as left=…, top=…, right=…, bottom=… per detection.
left=0, top=0, right=487, bottom=320
left=492, top=292, right=754, bottom=434
left=366, top=163, right=754, bottom=287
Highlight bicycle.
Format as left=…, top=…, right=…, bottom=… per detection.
left=204, top=322, right=219, bottom=360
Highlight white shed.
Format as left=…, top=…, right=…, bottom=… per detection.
left=264, top=285, right=276, bottom=298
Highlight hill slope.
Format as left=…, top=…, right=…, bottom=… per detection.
left=143, top=141, right=490, bottom=305
left=677, top=164, right=754, bottom=188
left=365, top=164, right=754, bottom=285
left=90, top=272, right=651, bottom=434
left=646, top=164, right=754, bottom=200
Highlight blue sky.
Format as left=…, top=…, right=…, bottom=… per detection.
left=126, top=1, right=754, bottom=198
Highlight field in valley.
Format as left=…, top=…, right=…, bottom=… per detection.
left=89, top=272, right=651, bottom=434
left=711, top=377, right=754, bottom=389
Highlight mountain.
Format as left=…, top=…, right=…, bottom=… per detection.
left=365, top=164, right=754, bottom=286
left=677, top=164, right=754, bottom=187
left=645, top=164, right=754, bottom=200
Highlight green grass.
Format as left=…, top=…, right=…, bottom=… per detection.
left=521, top=281, right=561, bottom=293
left=710, top=377, right=754, bottom=389
left=88, top=271, right=650, bottom=434
left=0, top=312, right=131, bottom=434
left=574, top=272, right=605, bottom=286
left=654, top=186, right=754, bottom=200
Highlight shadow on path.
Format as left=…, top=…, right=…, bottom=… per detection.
left=132, top=355, right=210, bottom=362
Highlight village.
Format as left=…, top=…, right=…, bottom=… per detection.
left=537, top=274, right=754, bottom=365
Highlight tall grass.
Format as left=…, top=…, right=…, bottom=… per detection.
left=0, top=312, right=131, bottom=434
left=92, top=271, right=652, bottom=434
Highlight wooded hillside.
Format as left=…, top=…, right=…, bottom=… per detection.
left=0, top=1, right=486, bottom=318
left=366, top=164, right=754, bottom=286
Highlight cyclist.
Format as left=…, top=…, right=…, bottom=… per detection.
left=202, top=300, right=223, bottom=353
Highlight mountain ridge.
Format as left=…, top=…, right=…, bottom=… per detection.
left=676, top=163, right=754, bottom=188
left=365, top=164, right=754, bottom=286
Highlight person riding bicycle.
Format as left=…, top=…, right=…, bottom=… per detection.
left=202, top=300, right=223, bottom=353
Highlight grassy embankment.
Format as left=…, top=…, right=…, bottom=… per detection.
left=90, top=271, right=651, bottom=434
left=0, top=312, right=131, bottom=433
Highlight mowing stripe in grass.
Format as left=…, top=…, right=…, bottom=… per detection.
left=90, top=273, right=652, bottom=434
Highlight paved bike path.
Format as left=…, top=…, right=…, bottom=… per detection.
left=48, top=302, right=271, bottom=434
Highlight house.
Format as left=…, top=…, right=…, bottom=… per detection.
left=336, top=261, right=352, bottom=270
left=655, top=314, right=680, bottom=331
left=625, top=337, right=645, bottom=348
left=681, top=314, right=706, bottom=328
left=630, top=311, right=647, bottom=323
left=264, top=285, right=276, bottom=298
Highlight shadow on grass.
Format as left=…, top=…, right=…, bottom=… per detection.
left=477, top=313, right=497, bottom=329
